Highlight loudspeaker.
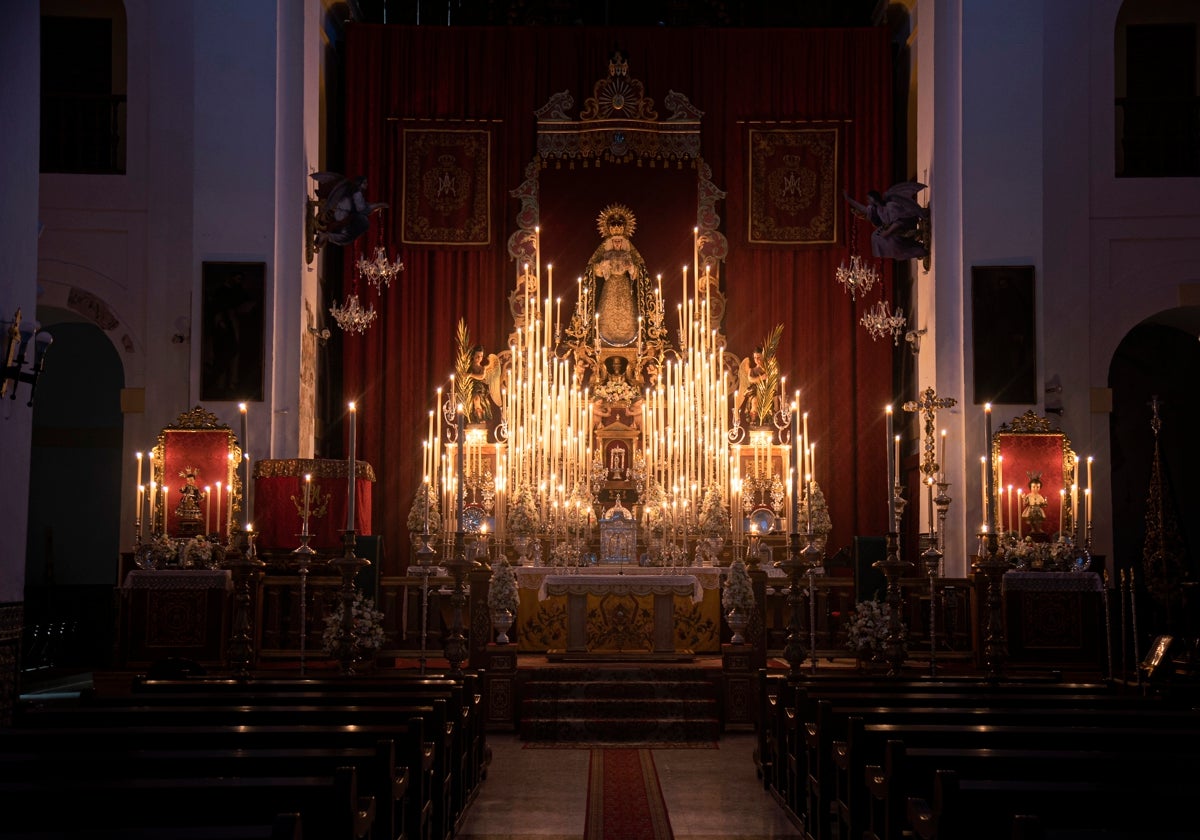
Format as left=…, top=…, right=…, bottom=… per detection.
left=852, top=536, right=887, bottom=602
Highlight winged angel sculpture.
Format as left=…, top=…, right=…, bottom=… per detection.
left=844, top=181, right=930, bottom=264
left=455, top=319, right=502, bottom=424
left=308, top=172, right=387, bottom=258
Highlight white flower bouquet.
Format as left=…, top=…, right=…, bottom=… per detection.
left=506, top=486, right=540, bottom=537
left=487, top=558, right=519, bottom=613
left=322, top=589, right=386, bottom=656
left=842, top=599, right=899, bottom=658
left=721, top=559, right=756, bottom=614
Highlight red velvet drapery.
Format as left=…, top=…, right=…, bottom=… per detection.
left=341, top=25, right=895, bottom=573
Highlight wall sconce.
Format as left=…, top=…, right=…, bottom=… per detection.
left=1, top=308, right=53, bottom=407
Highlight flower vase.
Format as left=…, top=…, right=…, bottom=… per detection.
left=726, top=609, right=749, bottom=645
left=511, top=535, right=531, bottom=566
left=491, top=608, right=514, bottom=645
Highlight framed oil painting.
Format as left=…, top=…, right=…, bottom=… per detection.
left=200, top=261, right=265, bottom=402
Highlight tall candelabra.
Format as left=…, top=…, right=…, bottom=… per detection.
left=972, top=529, right=1009, bottom=681
left=331, top=527, right=370, bottom=675
left=443, top=530, right=475, bottom=676
left=873, top=531, right=911, bottom=675
left=777, top=532, right=823, bottom=678
left=226, top=530, right=264, bottom=679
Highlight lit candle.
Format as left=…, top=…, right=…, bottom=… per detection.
left=303, top=473, right=312, bottom=534
left=1059, top=489, right=1066, bottom=535
left=136, top=451, right=144, bottom=490
left=1086, top=456, right=1093, bottom=500
left=1007, top=484, right=1014, bottom=535
left=885, top=406, right=894, bottom=530
left=239, top=402, right=249, bottom=525
left=136, top=484, right=145, bottom=535
left=161, top=484, right=169, bottom=534
left=927, top=477, right=935, bottom=535
left=205, top=486, right=211, bottom=534
left=215, top=481, right=223, bottom=537
left=149, top=481, right=158, bottom=534
left=347, top=402, right=357, bottom=531
left=893, top=434, right=901, bottom=488
left=980, top=456, right=987, bottom=529
left=984, top=404, right=994, bottom=532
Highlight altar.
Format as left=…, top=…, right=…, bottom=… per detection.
left=514, top=566, right=723, bottom=655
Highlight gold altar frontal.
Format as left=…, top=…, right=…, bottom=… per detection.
left=514, top=566, right=722, bottom=656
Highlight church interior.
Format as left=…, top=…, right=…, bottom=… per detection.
left=3, top=1, right=1200, bottom=838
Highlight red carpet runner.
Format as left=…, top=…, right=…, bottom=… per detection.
left=585, top=749, right=674, bottom=840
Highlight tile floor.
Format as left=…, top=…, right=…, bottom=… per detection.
left=457, top=732, right=802, bottom=840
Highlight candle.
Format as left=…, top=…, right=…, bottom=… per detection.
left=239, top=403, right=249, bottom=525
left=984, top=404, right=994, bottom=532
left=136, top=485, right=145, bottom=536
left=347, top=402, right=357, bottom=531
left=927, top=477, right=935, bottom=535
left=893, top=434, right=901, bottom=488
left=303, top=473, right=312, bottom=534
left=1007, top=484, right=1014, bottom=535
left=215, top=482, right=223, bottom=537
left=136, top=451, right=143, bottom=490
left=885, top=406, right=895, bottom=530
left=1016, top=489, right=1023, bottom=539
left=161, top=484, right=169, bottom=533
left=205, top=486, right=211, bottom=534
left=980, top=457, right=987, bottom=529
left=938, top=430, right=946, bottom=482
left=1085, top=488, right=1092, bottom=527
left=149, top=481, right=158, bottom=534
left=1059, top=489, right=1066, bottom=535
left=1086, top=456, right=1093, bottom=500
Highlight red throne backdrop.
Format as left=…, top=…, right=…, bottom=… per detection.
left=339, top=25, right=895, bottom=573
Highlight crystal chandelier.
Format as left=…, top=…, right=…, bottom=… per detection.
left=330, top=294, right=377, bottom=334
left=356, top=246, right=405, bottom=291
left=835, top=254, right=879, bottom=301
left=860, top=299, right=907, bottom=344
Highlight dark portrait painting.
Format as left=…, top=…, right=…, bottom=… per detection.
left=972, top=265, right=1037, bottom=405
left=200, top=261, right=265, bottom=402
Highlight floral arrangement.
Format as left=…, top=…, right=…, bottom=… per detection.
left=322, top=589, right=386, bottom=656
left=593, top=376, right=640, bottom=403
left=506, top=485, right=540, bottom=537
left=182, top=535, right=214, bottom=568
left=486, top=558, right=519, bottom=614
left=406, top=482, right=441, bottom=533
left=641, top=481, right=667, bottom=535
left=698, top=483, right=731, bottom=535
left=722, top=559, right=756, bottom=615
left=842, top=599, right=900, bottom=658
left=550, top=539, right=586, bottom=568
left=799, top=480, right=832, bottom=535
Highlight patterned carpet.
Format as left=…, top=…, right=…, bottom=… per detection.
left=585, top=748, right=674, bottom=840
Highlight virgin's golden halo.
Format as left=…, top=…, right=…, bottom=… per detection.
left=596, top=204, right=637, bottom=239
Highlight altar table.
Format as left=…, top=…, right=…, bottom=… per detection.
left=540, top=573, right=701, bottom=655
left=514, top=567, right=723, bottom=654
left=118, top=570, right=233, bottom=667
left=1001, top=570, right=1109, bottom=674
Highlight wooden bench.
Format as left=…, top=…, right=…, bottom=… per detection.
left=906, top=768, right=1200, bottom=840
left=0, top=721, right=435, bottom=840
left=3, top=812, right=304, bottom=840
left=0, top=766, right=373, bottom=840
left=864, top=737, right=1200, bottom=840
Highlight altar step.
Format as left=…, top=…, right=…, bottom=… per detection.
left=518, top=666, right=721, bottom=743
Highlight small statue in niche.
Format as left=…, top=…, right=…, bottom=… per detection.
left=1021, top=473, right=1048, bottom=535
left=176, top=468, right=205, bottom=522
left=585, top=204, right=652, bottom=348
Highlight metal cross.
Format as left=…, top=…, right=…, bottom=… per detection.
left=902, top=385, right=958, bottom=478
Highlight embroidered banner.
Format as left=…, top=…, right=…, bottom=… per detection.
left=401, top=127, right=491, bottom=245
left=747, top=126, right=839, bottom=245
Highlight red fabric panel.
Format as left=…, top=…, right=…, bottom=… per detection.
left=341, top=26, right=894, bottom=572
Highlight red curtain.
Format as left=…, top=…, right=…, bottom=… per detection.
left=341, top=25, right=894, bottom=573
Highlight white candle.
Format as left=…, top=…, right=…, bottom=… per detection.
left=927, top=477, right=935, bottom=535
left=1016, top=489, right=1023, bottom=539
left=938, top=430, right=946, bottom=482
left=1086, top=456, right=1093, bottom=501
left=215, top=482, right=223, bottom=537
left=303, top=473, right=312, bottom=533
left=885, top=406, right=895, bottom=530
left=1059, top=489, right=1066, bottom=535
left=347, top=402, right=357, bottom=530
left=984, top=404, right=994, bottom=532
left=1085, top=487, right=1092, bottom=526
left=136, top=451, right=143, bottom=490
left=136, top=485, right=145, bottom=533
left=980, top=457, right=987, bottom=529
left=149, top=481, right=158, bottom=533
left=205, top=486, right=211, bottom=534
left=239, top=403, right=249, bottom=525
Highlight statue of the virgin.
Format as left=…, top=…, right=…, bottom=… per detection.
left=585, top=204, right=652, bottom=347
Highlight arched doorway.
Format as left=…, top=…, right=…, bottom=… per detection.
left=1108, top=307, right=1200, bottom=644
left=23, top=308, right=124, bottom=668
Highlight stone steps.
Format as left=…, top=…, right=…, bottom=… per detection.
left=518, top=666, right=721, bottom=742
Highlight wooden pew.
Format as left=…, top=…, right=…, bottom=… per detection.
left=0, top=740, right=410, bottom=840
left=865, top=737, right=1200, bottom=840
left=0, top=721, right=435, bottom=840
left=0, top=765, right=373, bottom=840
left=3, top=812, right=304, bottom=840
left=905, top=768, right=1200, bottom=840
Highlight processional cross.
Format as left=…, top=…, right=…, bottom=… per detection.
left=902, top=386, right=957, bottom=479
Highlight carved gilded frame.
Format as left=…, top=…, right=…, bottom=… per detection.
left=151, top=406, right=243, bottom=540
left=991, top=410, right=1077, bottom=539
